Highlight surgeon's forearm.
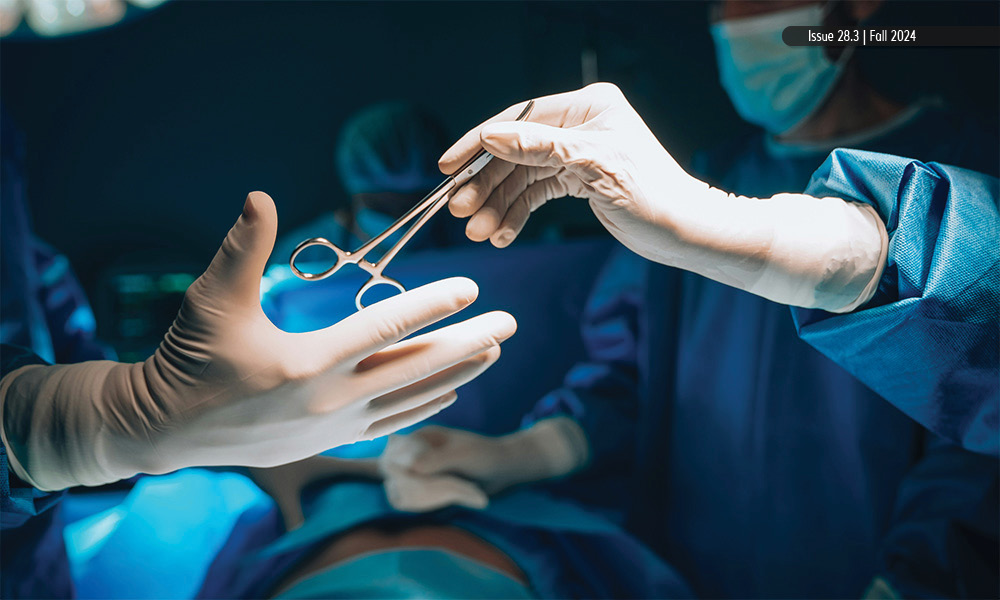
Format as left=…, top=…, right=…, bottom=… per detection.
left=665, top=179, right=887, bottom=312
left=489, top=417, right=589, bottom=491
left=0, top=362, right=145, bottom=492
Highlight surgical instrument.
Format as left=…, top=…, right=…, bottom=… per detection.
left=290, top=100, right=535, bottom=310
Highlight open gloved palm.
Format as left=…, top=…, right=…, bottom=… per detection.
left=1, top=192, right=516, bottom=491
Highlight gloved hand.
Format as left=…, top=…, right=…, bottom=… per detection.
left=441, top=82, right=887, bottom=312
left=1, top=192, right=517, bottom=492
left=379, top=417, right=588, bottom=512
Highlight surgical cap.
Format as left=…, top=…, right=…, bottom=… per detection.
left=335, top=102, right=450, bottom=196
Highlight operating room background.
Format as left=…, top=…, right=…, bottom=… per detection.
left=2, top=0, right=997, bottom=353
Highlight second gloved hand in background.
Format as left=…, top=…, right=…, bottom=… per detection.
left=379, top=417, right=588, bottom=512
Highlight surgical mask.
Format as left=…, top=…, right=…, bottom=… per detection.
left=277, top=549, right=535, bottom=599
left=710, top=3, right=854, bottom=135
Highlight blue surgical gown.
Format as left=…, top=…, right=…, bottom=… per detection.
left=1, top=107, right=110, bottom=598
left=796, top=151, right=998, bottom=455
left=527, top=104, right=999, bottom=598
left=1, top=109, right=110, bottom=366
left=1, top=344, right=75, bottom=600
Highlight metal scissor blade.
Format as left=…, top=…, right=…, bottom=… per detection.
left=338, top=98, right=536, bottom=259
left=352, top=177, right=457, bottom=257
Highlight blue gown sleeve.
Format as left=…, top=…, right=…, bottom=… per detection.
left=0, top=344, right=65, bottom=530
left=793, top=149, right=999, bottom=455
left=1, top=346, right=74, bottom=600
left=31, top=238, right=114, bottom=364
left=877, top=435, right=999, bottom=598
left=522, top=248, right=645, bottom=475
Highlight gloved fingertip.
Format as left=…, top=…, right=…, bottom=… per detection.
left=243, top=191, right=275, bottom=221
left=464, top=221, right=489, bottom=243
left=465, top=493, right=489, bottom=510
left=481, top=310, right=518, bottom=342
left=422, top=393, right=458, bottom=420
left=491, top=229, right=516, bottom=248
left=444, top=276, right=480, bottom=305
left=467, top=213, right=498, bottom=242
left=431, top=394, right=458, bottom=417
left=242, top=196, right=256, bottom=219
left=478, top=345, right=502, bottom=364
left=448, top=192, right=478, bottom=219
left=438, top=144, right=469, bottom=174
left=415, top=276, right=479, bottom=306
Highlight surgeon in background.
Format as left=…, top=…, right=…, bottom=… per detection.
left=271, top=101, right=465, bottom=266
left=378, top=1, right=999, bottom=598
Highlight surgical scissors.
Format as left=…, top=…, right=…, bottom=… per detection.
left=290, top=100, right=535, bottom=310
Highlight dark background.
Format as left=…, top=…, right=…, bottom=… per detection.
left=2, top=0, right=998, bottom=311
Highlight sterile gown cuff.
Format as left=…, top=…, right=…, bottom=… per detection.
left=0, top=441, right=66, bottom=529
left=793, top=149, right=1000, bottom=454
left=0, top=345, right=66, bottom=527
left=0, top=366, right=46, bottom=490
left=826, top=202, right=889, bottom=314
left=509, top=416, right=590, bottom=480
left=740, top=193, right=889, bottom=311
left=523, top=390, right=622, bottom=474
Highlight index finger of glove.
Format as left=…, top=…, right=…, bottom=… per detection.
left=305, top=277, right=479, bottom=366
left=438, top=83, right=623, bottom=173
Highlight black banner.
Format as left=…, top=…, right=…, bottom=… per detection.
left=782, top=26, right=1000, bottom=47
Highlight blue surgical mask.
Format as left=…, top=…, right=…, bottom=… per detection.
left=710, top=3, right=854, bottom=135
left=277, top=549, right=534, bottom=599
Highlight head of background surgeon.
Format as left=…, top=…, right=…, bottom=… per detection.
left=709, top=0, right=895, bottom=141
left=335, top=102, right=451, bottom=241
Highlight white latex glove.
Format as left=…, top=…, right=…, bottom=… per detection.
left=441, top=83, right=887, bottom=313
left=1, top=192, right=517, bottom=492
left=380, top=432, right=489, bottom=513
left=378, top=417, right=588, bottom=513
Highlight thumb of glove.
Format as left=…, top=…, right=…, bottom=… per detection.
left=480, top=121, right=593, bottom=171
left=380, top=433, right=432, bottom=472
left=197, top=191, right=279, bottom=304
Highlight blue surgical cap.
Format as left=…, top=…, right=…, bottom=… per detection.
left=335, top=102, right=450, bottom=196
